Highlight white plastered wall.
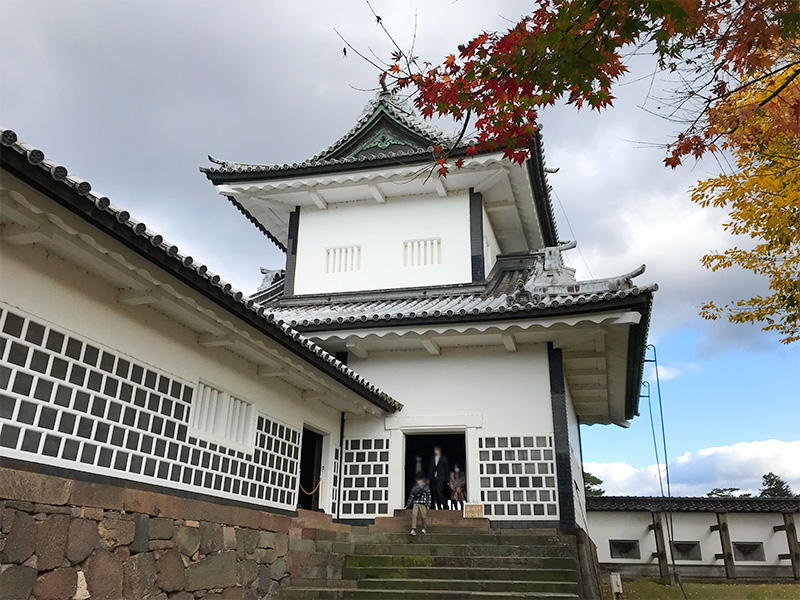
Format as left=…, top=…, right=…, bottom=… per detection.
left=340, top=344, right=558, bottom=520
left=293, top=192, right=472, bottom=294
left=0, top=240, right=344, bottom=513
left=589, top=510, right=792, bottom=568
left=565, top=385, right=588, bottom=531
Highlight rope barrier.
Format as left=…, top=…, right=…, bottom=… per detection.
left=299, top=478, right=322, bottom=496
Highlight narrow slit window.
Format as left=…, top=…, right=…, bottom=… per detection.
left=190, top=382, right=255, bottom=449
left=325, top=246, right=361, bottom=274
left=403, top=238, right=441, bottom=267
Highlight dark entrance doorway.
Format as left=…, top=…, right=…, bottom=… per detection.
left=298, top=427, right=323, bottom=511
left=404, top=432, right=466, bottom=507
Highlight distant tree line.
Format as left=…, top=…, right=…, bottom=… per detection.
left=582, top=471, right=796, bottom=498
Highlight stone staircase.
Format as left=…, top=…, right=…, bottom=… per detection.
left=279, top=510, right=581, bottom=599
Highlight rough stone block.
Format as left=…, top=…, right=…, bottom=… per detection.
left=223, top=526, right=237, bottom=550
left=185, top=551, right=237, bottom=591
left=123, top=551, right=158, bottom=600
left=236, top=529, right=259, bottom=557
left=288, top=538, right=315, bottom=553
left=81, top=507, right=104, bottom=521
left=259, top=513, right=289, bottom=534
left=269, top=557, right=286, bottom=581
left=199, top=522, right=224, bottom=554
left=35, top=513, right=70, bottom=571
left=275, top=533, right=289, bottom=557
left=0, top=468, right=72, bottom=506
left=0, top=564, right=37, bottom=600
left=258, top=531, right=277, bottom=549
left=150, top=539, right=175, bottom=550
left=237, top=559, right=258, bottom=586
left=69, top=480, right=124, bottom=510
left=32, top=567, right=78, bottom=600
left=157, top=549, right=186, bottom=592
left=65, top=518, right=99, bottom=564
left=254, top=548, right=277, bottom=564
left=124, top=488, right=182, bottom=519
left=2, top=509, right=36, bottom=564
left=150, top=517, right=174, bottom=540
left=130, top=513, right=150, bottom=554
left=84, top=549, right=123, bottom=599
left=99, top=518, right=135, bottom=548
left=32, top=504, right=71, bottom=515
left=174, top=526, right=201, bottom=557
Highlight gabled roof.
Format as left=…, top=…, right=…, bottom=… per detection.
left=202, top=91, right=560, bottom=255
left=0, top=127, right=401, bottom=413
left=587, top=496, right=800, bottom=513
left=202, top=91, right=466, bottom=179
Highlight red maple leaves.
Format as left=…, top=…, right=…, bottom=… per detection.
left=382, top=0, right=800, bottom=171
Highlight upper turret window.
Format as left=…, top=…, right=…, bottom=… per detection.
left=325, top=246, right=361, bottom=274
left=404, top=238, right=442, bottom=268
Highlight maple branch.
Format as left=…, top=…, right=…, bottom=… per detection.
left=758, top=67, right=800, bottom=107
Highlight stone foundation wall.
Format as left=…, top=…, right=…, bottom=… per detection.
left=0, top=466, right=351, bottom=600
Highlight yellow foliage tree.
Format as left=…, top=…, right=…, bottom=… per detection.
left=691, top=60, right=800, bottom=343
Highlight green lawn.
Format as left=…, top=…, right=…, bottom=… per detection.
left=602, top=579, right=800, bottom=600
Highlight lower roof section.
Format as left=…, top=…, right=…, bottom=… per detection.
left=587, top=496, right=800, bottom=514
left=260, top=250, right=657, bottom=425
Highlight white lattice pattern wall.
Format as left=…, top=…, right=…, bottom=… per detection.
left=478, top=435, right=558, bottom=519
left=0, top=304, right=300, bottom=511
left=340, top=437, right=390, bottom=518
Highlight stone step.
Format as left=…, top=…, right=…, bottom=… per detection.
left=356, top=578, right=579, bottom=594
left=345, top=555, right=577, bottom=570
left=352, top=533, right=576, bottom=546
left=350, top=543, right=577, bottom=558
left=279, top=589, right=578, bottom=599
left=342, top=566, right=578, bottom=582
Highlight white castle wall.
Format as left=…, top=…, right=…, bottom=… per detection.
left=293, top=192, right=473, bottom=295
left=0, top=240, right=343, bottom=513
left=341, top=344, right=560, bottom=521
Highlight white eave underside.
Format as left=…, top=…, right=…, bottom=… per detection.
left=214, top=153, right=546, bottom=254
left=303, top=310, right=640, bottom=427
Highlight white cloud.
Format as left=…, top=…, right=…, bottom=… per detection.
left=585, top=439, right=800, bottom=496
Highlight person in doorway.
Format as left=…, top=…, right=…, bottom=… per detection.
left=450, top=463, right=466, bottom=510
left=406, top=471, right=431, bottom=536
left=427, top=446, right=450, bottom=510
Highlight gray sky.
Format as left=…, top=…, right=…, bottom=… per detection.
left=3, top=0, right=798, bottom=492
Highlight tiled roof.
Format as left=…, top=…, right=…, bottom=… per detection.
left=0, top=127, right=401, bottom=413
left=261, top=252, right=657, bottom=330
left=201, top=91, right=466, bottom=177
left=587, top=496, right=800, bottom=513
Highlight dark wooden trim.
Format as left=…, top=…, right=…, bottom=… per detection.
left=283, top=206, right=301, bottom=297
left=650, top=512, right=671, bottom=581
left=712, top=512, right=737, bottom=579
left=468, top=188, right=485, bottom=282
left=224, top=195, right=287, bottom=252
left=779, top=513, right=800, bottom=580
left=548, top=342, right=576, bottom=532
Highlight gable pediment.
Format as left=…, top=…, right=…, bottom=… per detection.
left=321, top=107, right=437, bottom=161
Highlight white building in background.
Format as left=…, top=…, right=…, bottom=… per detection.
left=588, top=496, right=800, bottom=581
left=203, top=91, right=657, bottom=531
